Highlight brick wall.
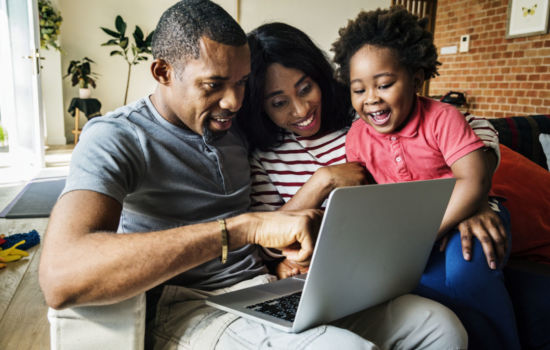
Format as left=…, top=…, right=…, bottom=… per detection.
left=429, top=0, right=550, bottom=118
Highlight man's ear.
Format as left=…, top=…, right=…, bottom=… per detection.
left=151, top=59, right=172, bottom=85
left=413, top=69, right=425, bottom=93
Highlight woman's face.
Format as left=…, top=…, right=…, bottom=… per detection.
left=262, top=63, right=322, bottom=137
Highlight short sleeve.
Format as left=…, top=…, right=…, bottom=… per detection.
left=466, top=115, right=501, bottom=169
left=249, top=152, right=284, bottom=211
left=433, top=107, right=485, bottom=166
left=63, top=118, right=146, bottom=204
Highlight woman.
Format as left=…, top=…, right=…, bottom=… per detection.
left=237, top=22, right=515, bottom=349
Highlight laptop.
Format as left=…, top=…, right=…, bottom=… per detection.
left=206, top=178, right=456, bottom=333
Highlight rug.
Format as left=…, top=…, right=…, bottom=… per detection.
left=0, top=177, right=66, bottom=218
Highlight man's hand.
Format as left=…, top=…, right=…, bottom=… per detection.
left=238, top=209, right=323, bottom=263
left=276, top=258, right=310, bottom=279
left=441, top=201, right=507, bottom=269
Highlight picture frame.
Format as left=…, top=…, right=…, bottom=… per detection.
left=506, top=0, right=550, bottom=38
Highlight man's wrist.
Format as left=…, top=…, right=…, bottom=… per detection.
left=224, top=213, right=254, bottom=249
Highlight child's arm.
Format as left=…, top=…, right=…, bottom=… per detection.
left=438, top=148, right=491, bottom=238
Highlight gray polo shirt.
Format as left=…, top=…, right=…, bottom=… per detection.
left=63, top=96, right=268, bottom=290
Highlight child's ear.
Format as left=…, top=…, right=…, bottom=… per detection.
left=413, top=70, right=425, bottom=93
left=151, top=59, right=172, bottom=85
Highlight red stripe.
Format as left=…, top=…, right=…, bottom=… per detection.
left=316, top=142, right=345, bottom=158
left=272, top=181, right=306, bottom=186
left=299, top=133, right=346, bottom=151
left=278, top=133, right=346, bottom=152
left=258, top=154, right=346, bottom=166
left=273, top=148, right=312, bottom=154
left=266, top=170, right=315, bottom=176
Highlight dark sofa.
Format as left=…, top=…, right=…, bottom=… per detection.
left=485, top=114, right=550, bottom=350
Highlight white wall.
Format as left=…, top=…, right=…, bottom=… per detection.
left=239, top=0, right=389, bottom=54
left=56, top=0, right=390, bottom=142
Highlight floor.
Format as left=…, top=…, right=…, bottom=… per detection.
left=0, top=145, right=72, bottom=350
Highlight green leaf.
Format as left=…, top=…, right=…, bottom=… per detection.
left=101, top=27, right=120, bottom=38
left=101, top=39, right=119, bottom=46
left=145, top=30, right=155, bottom=46
left=120, top=37, right=129, bottom=49
left=133, top=26, right=144, bottom=46
left=110, top=50, right=123, bottom=56
left=115, top=15, right=126, bottom=37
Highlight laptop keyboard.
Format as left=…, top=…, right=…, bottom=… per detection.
left=246, top=291, right=302, bottom=322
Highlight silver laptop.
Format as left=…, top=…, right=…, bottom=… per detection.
left=206, top=178, right=455, bottom=333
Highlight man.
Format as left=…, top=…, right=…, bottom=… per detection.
left=39, top=1, right=467, bottom=348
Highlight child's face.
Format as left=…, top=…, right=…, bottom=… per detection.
left=349, top=44, right=422, bottom=134
left=263, top=63, right=323, bottom=137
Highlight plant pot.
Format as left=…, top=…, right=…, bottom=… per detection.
left=79, top=88, right=91, bottom=99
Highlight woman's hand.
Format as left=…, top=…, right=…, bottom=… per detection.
left=440, top=200, right=507, bottom=270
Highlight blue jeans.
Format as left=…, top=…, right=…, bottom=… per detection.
left=415, top=201, right=520, bottom=350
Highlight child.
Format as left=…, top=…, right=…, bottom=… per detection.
left=332, top=7, right=520, bottom=350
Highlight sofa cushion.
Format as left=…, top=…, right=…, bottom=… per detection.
left=540, top=133, right=550, bottom=170
left=488, top=115, right=550, bottom=170
left=492, top=145, right=550, bottom=264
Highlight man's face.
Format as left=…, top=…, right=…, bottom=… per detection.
left=161, top=37, right=250, bottom=136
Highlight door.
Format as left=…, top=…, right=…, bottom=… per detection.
left=0, top=0, right=45, bottom=169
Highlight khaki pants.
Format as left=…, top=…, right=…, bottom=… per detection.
left=148, top=274, right=467, bottom=350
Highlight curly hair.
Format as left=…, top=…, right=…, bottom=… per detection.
left=332, top=6, right=440, bottom=85
left=152, top=0, right=246, bottom=69
left=236, top=22, right=354, bottom=151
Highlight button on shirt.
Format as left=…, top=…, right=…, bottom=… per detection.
left=345, top=96, right=485, bottom=184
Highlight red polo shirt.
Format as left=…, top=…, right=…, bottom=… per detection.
left=346, top=96, right=485, bottom=184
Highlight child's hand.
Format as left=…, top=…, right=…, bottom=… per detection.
left=275, top=258, right=309, bottom=279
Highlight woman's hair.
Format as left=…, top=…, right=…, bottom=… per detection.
left=237, top=22, right=354, bottom=151
left=331, top=6, right=440, bottom=85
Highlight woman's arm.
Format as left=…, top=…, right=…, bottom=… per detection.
left=456, top=116, right=507, bottom=269
left=280, top=162, right=369, bottom=210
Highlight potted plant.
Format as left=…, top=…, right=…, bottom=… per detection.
left=64, top=57, right=99, bottom=98
left=101, top=15, right=154, bottom=104
left=38, top=0, right=62, bottom=51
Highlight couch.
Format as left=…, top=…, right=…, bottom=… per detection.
left=485, top=114, right=550, bottom=350
left=48, top=115, right=550, bottom=350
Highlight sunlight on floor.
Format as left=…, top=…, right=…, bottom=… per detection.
left=0, top=145, right=73, bottom=186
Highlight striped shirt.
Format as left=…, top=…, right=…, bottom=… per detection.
left=250, top=116, right=499, bottom=211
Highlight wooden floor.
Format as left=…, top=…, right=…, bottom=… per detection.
left=0, top=145, right=72, bottom=349
left=0, top=185, right=50, bottom=349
